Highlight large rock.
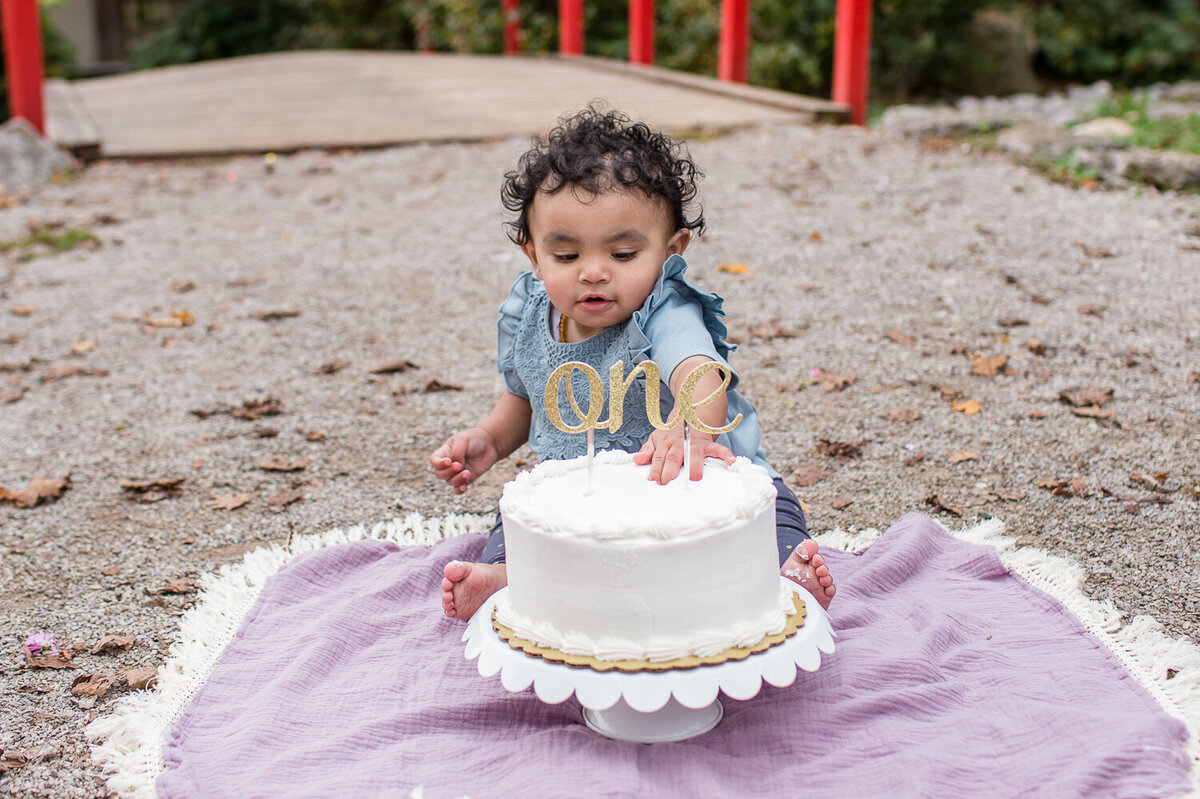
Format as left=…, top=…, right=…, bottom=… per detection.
left=1070, top=117, right=1135, bottom=141
left=1118, top=149, right=1200, bottom=191
left=0, top=117, right=73, bottom=192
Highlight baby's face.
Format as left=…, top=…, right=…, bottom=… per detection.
left=522, top=187, right=689, bottom=342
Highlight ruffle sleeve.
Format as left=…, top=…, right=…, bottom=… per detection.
left=497, top=270, right=538, bottom=398
left=632, top=254, right=737, bottom=388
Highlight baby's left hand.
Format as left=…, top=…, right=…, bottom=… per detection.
left=633, top=426, right=736, bottom=484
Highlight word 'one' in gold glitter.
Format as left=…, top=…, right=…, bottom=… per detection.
left=543, top=360, right=743, bottom=436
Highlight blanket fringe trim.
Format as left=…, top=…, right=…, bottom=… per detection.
left=87, top=516, right=1200, bottom=799
left=85, top=512, right=493, bottom=799
left=821, top=519, right=1200, bottom=798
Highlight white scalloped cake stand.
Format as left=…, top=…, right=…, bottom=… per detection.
left=462, top=577, right=836, bottom=743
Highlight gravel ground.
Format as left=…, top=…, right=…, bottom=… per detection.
left=1, top=116, right=1198, bottom=797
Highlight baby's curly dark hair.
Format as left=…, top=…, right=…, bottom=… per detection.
left=501, top=105, right=705, bottom=246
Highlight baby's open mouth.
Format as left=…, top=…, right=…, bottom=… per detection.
left=579, top=296, right=612, bottom=310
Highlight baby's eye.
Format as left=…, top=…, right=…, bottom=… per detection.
left=553, top=253, right=578, bottom=263
left=612, top=251, right=638, bottom=261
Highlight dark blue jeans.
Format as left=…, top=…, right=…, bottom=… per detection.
left=481, top=477, right=809, bottom=567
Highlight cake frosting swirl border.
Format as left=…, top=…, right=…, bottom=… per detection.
left=492, top=592, right=808, bottom=673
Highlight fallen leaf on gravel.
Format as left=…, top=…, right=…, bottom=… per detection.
left=903, top=451, right=926, bottom=466
left=0, top=745, right=58, bottom=773
left=22, top=647, right=78, bottom=670
left=252, top=427, right=280, bottom=438
left=884, top=330, right=915, bottom=346
left=933, top=383, right=963, bottom=400
left=0, top=360, right=29, bottom=372
left=952, top=400, right=981, bottom=415
left=969, top=353, right=1008, bottom=377
left=41, top=364, right=109, bottom=383
left=830, top=496, right=853, bottom=510
left=1070, top=406, right=1117, bottom=421
left=253, top=309, right=301, bottom=321
left=100, top=565, right=120, bottom=576
left=1039, top=477, right=1088, bottom=497
left=1059, top=386, right=1113, bottom=407
left=1078, top=303, right=1106, bottom=317
left=124, top=667, right=158, bottom=691
left=423, top=379, right=462, bottom=393
left=749, top=322, right=798, bottom=340
left=775, top=381, right=804, bottom=392
left=997, top=317, right=1028, bottom=328
left=792, top=465, right=827, bottom=486
left=16, top=684, right=51, bottom=693
left=947, top=451, right=980, bottom=463
left=1130, top=473, right=1169, bottom=489
left=119, top=477, right=184, bottom=502
left=168, top=279, right=195, bottom=293
left=1077, top=242, right=1116, bottom=258
left=717, top=262, right=753, bottom=274
left=305, top=431, right=326, bottom=441
left=816, top=439, right=863, bottom=459
left=71, top=673, right=117, bottom=698
left=258, top=456, right=309, bottom=472
left=1026, top=409, right=1053, bottom=419
left=370, top=358, right=419, bottom=374
left=207, top=493, right=251, bottom=510
left=268, top=488, right=305, bottom=507
left=71, top=340, right=98, bottom=355
left=318, top=360, right=349, bottom=374
left=993, top=490, right=1027, bottom=501
left=798, top=283, right=820, bottom=292
left=1125, top=503, right=1141, bottom=515
left=1189, top=371, right=1200, bottom=386
left=227, top=276, right=265, bottom=287
left=1, top=390, right=23, bottom=403
left=231, top=396, right=284, bottom=420
left=137, top=309, right=194, bottom=328
left=1025, top=337, right=1050, bottom=356
left=0, top=476, right=71, bottom=508
left=925, top=494, right=962, bottom=517
left=10, top=305, right=33, bottom=316
left=147, top=578, right=201, bottom=595
left=90, top=635, right=136, bottom=655
left=817, top=371, right=857, bottom=392
left=881, top=406, right=921, bottom=422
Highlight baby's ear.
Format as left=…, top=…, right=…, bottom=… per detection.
left=520, top=242, right=541, bottom=276
left=667, top=228, right=690, bottom=256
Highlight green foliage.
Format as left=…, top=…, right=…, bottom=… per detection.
left=0, top=226, right=98, bottom=260
left=1089, top=92, right=1200, bottom=155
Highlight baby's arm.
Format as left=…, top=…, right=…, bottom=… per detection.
left=634, top=355, right=737, bottom=484
left=431, top=392, right=532, bottom=494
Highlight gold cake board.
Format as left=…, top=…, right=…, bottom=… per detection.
left=492, top=592, right=807, bottom=673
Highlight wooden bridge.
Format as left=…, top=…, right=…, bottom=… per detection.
left=46, top=51, right=848, bottom=160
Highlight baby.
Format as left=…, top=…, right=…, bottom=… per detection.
left=432, top=106, right=835, bottom=621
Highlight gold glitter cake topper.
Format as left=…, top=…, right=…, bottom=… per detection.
left=543, top=360, right=744, bottom=436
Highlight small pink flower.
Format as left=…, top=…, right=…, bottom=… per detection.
left=811, top=369, right=821, bottom=377
left=23, top=632, right=58, bottom=657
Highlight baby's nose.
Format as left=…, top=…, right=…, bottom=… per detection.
left=578, top=257, right=609, bottom=282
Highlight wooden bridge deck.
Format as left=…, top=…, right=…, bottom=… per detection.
left=48, top=50, right=848, bottom=159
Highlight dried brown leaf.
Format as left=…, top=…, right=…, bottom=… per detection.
left=1130, top=473, right=1169, bottom=488
left=947, top=451, right=980, bottom=463
left=0, top=476, right=71, bottom=508
left=884, top=330, right=916, bottom=346
left=792, top=465, right=827, bottom=487
left=71, top=673, right=117, bottom=698
left=258, top=456, right=309, bottom=472
left=207, top=493, right=251, bottom=510
left=1059, top=386, right=1113, bottom=407
left=1077, top=242, right=1116, bottom=259
left=71, top=340, right=98, bottom=355
left=147, top=578, right=201, bottom=595
left=969, top=353, right=1009, bottom=377
left=119, top=477, right=184, bottom=502
left=422, top=379, right=463, bottom=393
left=101, top=565, right=121, bottom=576
left=370, top=358, right=419, bottom=374
left=952, top=399, right=982, bottom=415
left=881, top=406, right=921, bottom=423
left=22, top=647, right=78, bottom=670
left=124, top=667, right=158, bottom=691
left=90, top=635, right=136, bottom=655
left=993, top=490, right=1027, bottom=501
left=1024, top=337, right=1049, bottom=356
left=1078, top=303, right=1106, bottom=317
left=817, top=371, right=857, bottom=392
left=168, top=279, right=196, bottom=293
left=925, top=494, right=962, bottom=517
left=816, top=439, right=863, bottom=459
left=253, top=427, right=280, bottom=438
left=317, top=360, right=349, bottom=375
left=231, top=396, right=284, bottom=420
left=933, top=383, right=963, bottom=400
left=267, top=488, right=305, bottom=507
left=997, top=317, right=1029, bottom=328
left=717, top=262, right=753, bottom=274
left=10, top=305, right=33, bottom=317
left=253, top=309, right=301, bottom=321
left=1038, top=477, right=1088, bottom=497
left=830, top=496, right=853, bottom=510
left=748, top=322, right=798, bottom=340
left=305, top=431, right=327, bottom=442
left=903, top=451, right=926, bottom=467
left=1070, top=406, right=1116, bottom=420
left=41, top=364, right=109, bottom=383
left=0, top=744, right=58, bottom=772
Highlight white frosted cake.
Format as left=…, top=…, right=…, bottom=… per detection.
left=495, top=450, right=793, bottom=663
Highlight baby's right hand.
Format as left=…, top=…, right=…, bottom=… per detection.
left=431, top=428, right=499, bottom=494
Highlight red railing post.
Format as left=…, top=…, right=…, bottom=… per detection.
left=502, top=0, right=521, bottom=54
left=629, top=0, right=654, bottom=65
left=559, top=0, right=583, bottom=56
left=717, top=0, right=748, bottom=83
left=832, top=0, right=872, bottom=125
left=1, top=0, right=46, bottom=133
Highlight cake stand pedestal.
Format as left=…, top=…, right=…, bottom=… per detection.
left=462, top=578, right=835, bottom=743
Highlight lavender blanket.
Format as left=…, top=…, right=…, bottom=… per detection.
left=159, top=513, right=1190, bottom=798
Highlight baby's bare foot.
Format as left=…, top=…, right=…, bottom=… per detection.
left=781, top=540, right=835, bottom=609
left=441, top=560, right=508, bottom=621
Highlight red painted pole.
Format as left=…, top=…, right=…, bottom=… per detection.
left=717, top=0, right=748, bottom=83
left=502, top=0, right=521, bottom=54
left=559, top=0, right=583, bottom=56
left=1, top=0, right=46, bottom=133
left=629, top=0, right=654, bottom=65
left=832, top=0, right=872, bottom=125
